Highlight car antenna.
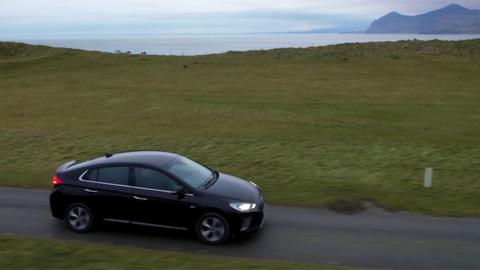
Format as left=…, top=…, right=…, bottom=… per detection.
left=105, top=153, right=113, bottom=158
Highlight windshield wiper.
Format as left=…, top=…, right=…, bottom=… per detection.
left=203, top=170, right=218, bottom=189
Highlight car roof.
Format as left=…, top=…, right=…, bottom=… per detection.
left=71, top=151, right=180, bottom=170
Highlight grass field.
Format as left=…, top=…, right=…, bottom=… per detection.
left=1, top=40, right=479, bottom=216
left=0, top=236, right=334, bottom=269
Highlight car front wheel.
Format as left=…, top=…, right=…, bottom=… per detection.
left=65, top=203, right=94, bottom=233
left=195, top=213, right=230, bottom=245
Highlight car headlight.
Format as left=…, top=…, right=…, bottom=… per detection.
left=229, top=202, right=256, bottom=212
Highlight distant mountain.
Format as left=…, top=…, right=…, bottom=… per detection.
left=366, top=4, right=480, bottom=34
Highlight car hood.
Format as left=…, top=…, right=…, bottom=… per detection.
left=203, top=172, right=259, bottom=202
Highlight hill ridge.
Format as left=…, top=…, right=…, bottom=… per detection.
left=367, top=4, right=480, bottom=34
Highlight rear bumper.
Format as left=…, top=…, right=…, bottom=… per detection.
left=49, top=191, right=64, bottom=219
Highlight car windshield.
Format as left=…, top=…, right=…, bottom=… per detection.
left=165, top=157, right=213, bottom=188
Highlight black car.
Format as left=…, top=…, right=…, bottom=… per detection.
left=49, top=151, right=265, bottom=244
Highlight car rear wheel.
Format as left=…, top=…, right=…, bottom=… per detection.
left=195, top=213, right=230, bottom=245
left=66, top=203, right=94, bottom=233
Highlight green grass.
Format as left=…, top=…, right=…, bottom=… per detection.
left=0, top=236, right=336, bottom=269
left=1, top=40, right=480, bottom=216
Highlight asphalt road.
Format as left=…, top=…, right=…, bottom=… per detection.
left=1, top=187, right=479, bottom=269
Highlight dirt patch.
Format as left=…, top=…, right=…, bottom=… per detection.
left=326, top=200, right=365, bottom=214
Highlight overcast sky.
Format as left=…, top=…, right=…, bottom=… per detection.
left=1, top=0, right=479, bottom=37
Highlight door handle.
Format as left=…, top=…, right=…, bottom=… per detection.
left=133, top=195, right=148, bottom=201
left=84, top=188, right=98, bottom=193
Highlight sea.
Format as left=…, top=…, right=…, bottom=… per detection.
left=4, top=33, right=480, bottom=56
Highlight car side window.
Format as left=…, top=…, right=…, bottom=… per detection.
left=97, top=167, right=129, bottom=186
left=134, top=167, right=178, bottom=191
left=83, top=169, right=98, bottom=181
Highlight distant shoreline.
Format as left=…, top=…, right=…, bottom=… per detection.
left=2, top=33, right=480, bottom=56
left=3, top=31, right=480, bottom=39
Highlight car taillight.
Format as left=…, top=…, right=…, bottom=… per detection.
left=51, top=176, right=64, bottom=185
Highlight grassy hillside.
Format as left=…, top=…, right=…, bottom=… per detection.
left=0, top=236, right=334, bottom=269
left=1, top=40, right=479, bottom=216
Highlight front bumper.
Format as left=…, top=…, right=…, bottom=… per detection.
left=231, top=190, right=265, bottom=234
left=238, top=210, right=264, bottom=233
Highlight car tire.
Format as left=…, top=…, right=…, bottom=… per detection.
left=195, top=213, right=230, bottom=245
left=65, top=203, right=94, bottom=233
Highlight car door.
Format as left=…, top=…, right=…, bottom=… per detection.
left=129, top=166, right=194, bottom=229
left=79, top=166, right=134, bottom=222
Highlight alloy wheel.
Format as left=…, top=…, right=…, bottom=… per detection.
left=68, top=206, right=91, bottom=231
left=199, top=216, right=226, bottom=243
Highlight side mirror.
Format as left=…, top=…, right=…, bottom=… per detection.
left=175, top=186, right=186, bottom=199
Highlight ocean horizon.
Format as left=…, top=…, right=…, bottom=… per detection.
left=2, top=33, right=480, bottom=56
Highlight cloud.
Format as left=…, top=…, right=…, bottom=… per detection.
left=1, top=0, right=480, bottom=36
